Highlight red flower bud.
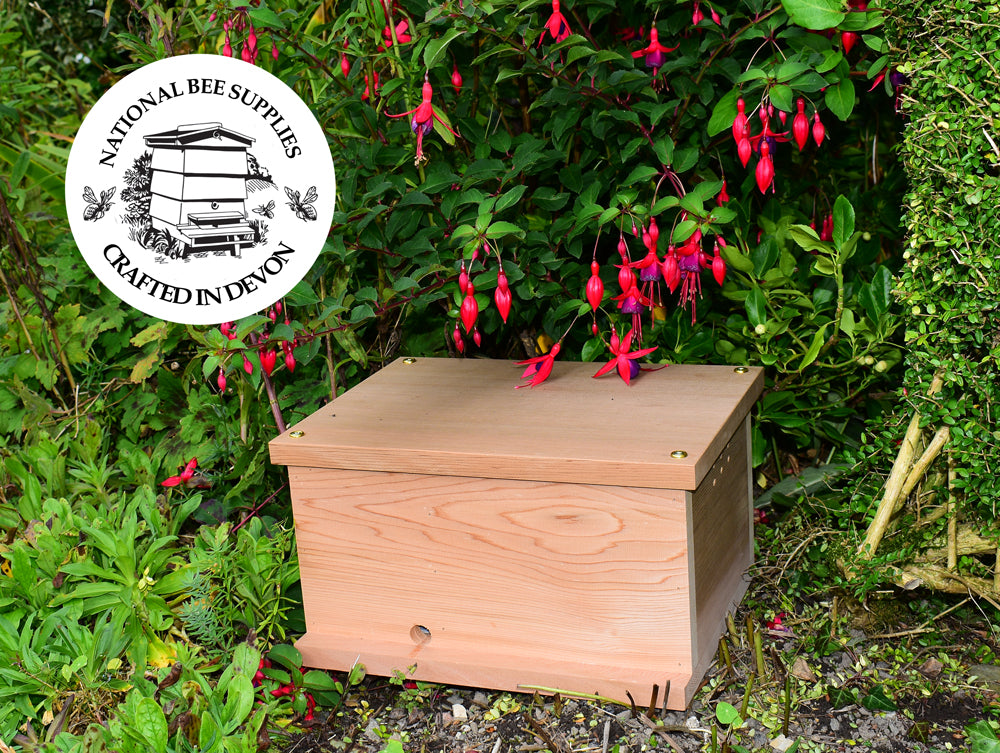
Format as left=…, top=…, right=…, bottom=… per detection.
left=737, top=136, right=752, bottom=167
left=459, top=283, right=478, bottom=334
left=458, top=262, right=469, bottom=295
left=494, top=269, right=512, bottom=323
left=712, top=252, right=726, bottom=287
left=217, top=369, right=227, bottom=392
left=716, top=179, right=730, bottom=205
left=841, top=31, right=858, bottom=54
left=285, top=351, right=296, bottom=372
left=473, top=328, right=482, bottom=348
left=732, top=97, right=748, bottom=143
left=451, top=64, right=463, bottom=93
left=453, top=323, right=465, bottom=353
left=260, top=348, right=277, bottom=376
left=755, top=142, right=774, bottom=194
left=812, top=112, right=825, bottom=147
left=243, top=354, right=253, bottom=375
left=792, top=98, right=809, bottom=150
left=585, top=261, right=604, bottom=311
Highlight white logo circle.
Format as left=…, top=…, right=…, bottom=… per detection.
left=66, top=54, right=335, bottom=325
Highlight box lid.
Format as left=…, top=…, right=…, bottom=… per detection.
left=269, top=357, right=763, bottom=490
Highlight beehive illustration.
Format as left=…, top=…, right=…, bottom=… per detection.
left=144, top=123, right=256, bottom=258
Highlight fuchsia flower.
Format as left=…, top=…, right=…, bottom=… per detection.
left=460, top=282, right=479, bottom=333
left=494, top=269, right=512, bottom=323
left=539, top=0, right=571, bottom=45
left=592, top=328, right=658, bottom=385
left=585, top=261, right=604, bottom=311
left=755, top=140, right=774, bottom=193
left=387, top=76, right=460, bottom=165
left=792, top=98, right=810, bottom=150
left=516, top=343, right=561, bottom=388
left=161, top=458, right=198, bottom=488
left=631, top=27, right=678, bottom=76
left=381, top=19, right=412, bottom=49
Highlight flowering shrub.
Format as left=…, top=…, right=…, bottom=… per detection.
left=0, top=0, right=905, bottom=496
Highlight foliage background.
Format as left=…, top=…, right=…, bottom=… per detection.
left=8, top=0, right=985, bottom=747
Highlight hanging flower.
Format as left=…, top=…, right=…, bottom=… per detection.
left=515, top=343, right=561, bottom=388
left=539, top=0, right=571, bottom=46
left=387, top=76, right=460, bottom=165
left=631, top=27, right=678, bottom=76
left=592, top=328, right=658, bottom=385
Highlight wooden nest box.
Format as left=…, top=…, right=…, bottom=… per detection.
left=270, top=357, right=764, bottom=709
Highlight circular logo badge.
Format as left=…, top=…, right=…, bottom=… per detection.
left=66, top=54, right=335, bottom=325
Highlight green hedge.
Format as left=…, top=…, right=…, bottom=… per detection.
left=852, top=0, right=1000, bottom=588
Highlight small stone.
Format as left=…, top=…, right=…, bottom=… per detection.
left=968, top=664, right=1000, bottom=684
left=789, top=656, right=817, bottom=682
left=829, top=718, right=840, bottom=732
left=448, top=694, right=465, bottom=705
left=686, top=715, right=700, bottom=730
left=452, top=703, right=469, bottom=721
left=770, top=734, right=796, bottom=752
left=472, top=692, right=490, bottom=708
left=918, top=656, right=944, bottom=678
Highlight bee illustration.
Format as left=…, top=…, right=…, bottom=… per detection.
left=82, top=185, right=116, bottom=221
left=284, top=185, right=318, bottom=221
left=253, top=200, right=276, bottom=219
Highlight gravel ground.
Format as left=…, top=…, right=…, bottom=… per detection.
left=274, top=592, right=1000, bottom=753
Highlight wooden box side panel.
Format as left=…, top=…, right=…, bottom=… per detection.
left=690, top=419, right=753, bottom=684
left=288, top=468, right=694, bottom=704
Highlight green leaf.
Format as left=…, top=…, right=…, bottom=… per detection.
left=134, top=697, right=168, bottom=753
left=861, top=685, right=896, bottom=712
left=707, top=89, right=739, bottom=137
left=769, top=84, right=793, bottom=113
left=720, top=242, right=754, bottom=274
left=832, top=195, right=855, bottom=249
left=623, top=165, right=659, bottom=186
left=485, top=221, right=525, bottom=239
left=423, top=28, right=464, bottom=69
left=788, top=224, right=830, bottom=254
left=746, top=285, right=767, bottom=328
left=334, top=327, right=368, bottom=367
left=303, top=670, right=343, bottom=691
left=800, top=323, right=828, bottom=369
left=221, top=675, right=255, bottom=732
left=247, top=7, right=285, bottom=29
left=967, top=721, right=1000, bottom=753
left=268, top=644, right=303, bottom=671
left=715, top=701, right=743, bottom=727
left=10, top=151, right=30, bottom=187
left=781, top=0, right=846, bottom=30
left=825, top=77, right=855, bottom=121
left=565, top=44, right=597, bottom=65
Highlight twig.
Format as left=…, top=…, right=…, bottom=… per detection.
left=947, top=451, right=957, bottom=570
left=899, top=426, right=950, bottom=501
left=859, top=374, right=944, bottom=558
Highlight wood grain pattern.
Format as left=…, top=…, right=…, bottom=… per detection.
left=289, top=467, right=695, bottom=707
left=270, top=358, right=764, bottom=490
left=690, top=418, right=753, bottom=698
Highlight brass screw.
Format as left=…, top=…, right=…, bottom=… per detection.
left=734, top=366, right=749, bottom=374
left=289, top=430, right=305, bottom=438
left=402, top=357, right=417, bottom=364
left=670, top=450, right=688, bottom=459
